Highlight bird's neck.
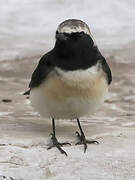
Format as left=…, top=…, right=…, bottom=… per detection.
left=53, top=41, right=103, bottom=71
left=54, top=41, right=77, bottom=58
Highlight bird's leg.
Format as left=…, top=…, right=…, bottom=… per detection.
left=75, top=118, right=99, bottom=152
left=47, top=118, right=71, bottom=156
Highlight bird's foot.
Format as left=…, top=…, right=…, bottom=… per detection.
left=47, top=133, right=71, bottom=156
left=75, top=131, right=99, bottom=152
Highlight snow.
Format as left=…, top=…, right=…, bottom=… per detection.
left=0, top=0, right=135, bottom=61
left=0, top=119, right=135, bottom=180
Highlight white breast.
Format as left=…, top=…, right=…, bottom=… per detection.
left=30, top=63, right=108, bottom=119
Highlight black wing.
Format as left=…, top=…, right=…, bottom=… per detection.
left=94, top=46, right=112, bottom=85
left=24, top=52, right=54, bottom=95
left=101, top=58, right=112, bottom=85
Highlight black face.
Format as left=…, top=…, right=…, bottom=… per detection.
left=53, top=30, right=103, bottom=71
left=55, top=31, right=94, bottom=56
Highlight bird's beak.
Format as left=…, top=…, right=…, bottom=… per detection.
left=56, top=33, right=68, bottom=41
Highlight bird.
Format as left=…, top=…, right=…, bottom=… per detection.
left=24, top=19, right=112, bottom=156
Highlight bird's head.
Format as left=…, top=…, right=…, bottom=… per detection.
left=55, top=19, right=96, bottom=51
left=54, top=19, right=101, bottom=70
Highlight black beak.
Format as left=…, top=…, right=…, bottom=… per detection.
left=56, top=33, right=68, bottom=41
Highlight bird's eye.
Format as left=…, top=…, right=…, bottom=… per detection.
left=63, top=33, right=70, bottom=37
left=79, top=31, right=84, bottom=36
left=56, top=30, right=59, bottom=34
left=69, top=32, right=84, bottom=39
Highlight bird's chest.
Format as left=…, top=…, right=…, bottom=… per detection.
left=41, top=67, right=108, bottom=102
left=30, top=67, right=108, bottom=118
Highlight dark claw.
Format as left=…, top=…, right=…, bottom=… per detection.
left=56, top=145, right=68, bottom=156
left=47, top=134, right=70, bottom=156
left=75, top=131, right=99, bottom=152
left=75, top=131, right=81, bottom=138
left=59, top=142, right=71, bottom=146
left=84, top=143, right=87, bottom=153
left=86, top=140, right=99, bottom=144
left=75, top=141, right=82, bottom=145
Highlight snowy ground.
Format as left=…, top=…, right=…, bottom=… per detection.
left=0, top=43, right=135, bottom=179
left=0, top=0, right=135, bottom=179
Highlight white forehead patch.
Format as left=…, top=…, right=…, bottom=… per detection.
left=57, top=19, right=91, bottom=35
left=58, top=25, right=91, bottom=35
